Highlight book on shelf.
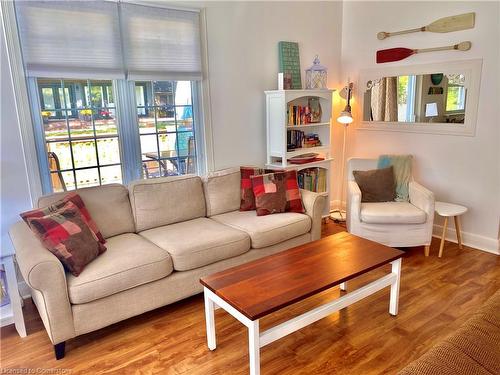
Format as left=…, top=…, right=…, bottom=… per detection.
left=287, top=130, right=321, bottom=151
left=297, top=168, right=327, bottom=193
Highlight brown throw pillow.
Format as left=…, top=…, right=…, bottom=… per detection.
left=251, top=170, right=304, bottom=216
left=353, top=166, right=396, bottom=203
left=26, top=201, right=106, bottom=276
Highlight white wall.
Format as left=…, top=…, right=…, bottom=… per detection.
left=340, top=1, right=500, bottom=252
left=203, top=1, right=343, bottom=169
left=0, top=22, right=32, bottom=254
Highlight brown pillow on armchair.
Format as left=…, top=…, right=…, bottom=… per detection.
left=353, top=166, right=396, bottom=203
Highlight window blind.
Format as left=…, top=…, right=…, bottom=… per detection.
left=15, top=1, right=202, bottom=81
left=15, top=1, right=125, bottom=79
left=120, top=3, right=202, bottom=81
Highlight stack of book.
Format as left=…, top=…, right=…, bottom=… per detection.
left=297, top=168, right=327, bottom=193
left=288, top=105, right=311, bottom=125
left=287, top=130, right=321, bottom=151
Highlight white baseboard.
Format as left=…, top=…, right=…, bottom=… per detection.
left=432, top=224, right=499, bottom=255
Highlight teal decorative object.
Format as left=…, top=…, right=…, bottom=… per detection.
left=431, top=73, right=444, bottom=85
left=278, top=41, right=302, bottom=89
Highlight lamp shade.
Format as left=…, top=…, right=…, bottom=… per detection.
left=337, top=110, right=353, bottom=124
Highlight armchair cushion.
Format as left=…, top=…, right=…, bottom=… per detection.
left=360, top=202, right=426, bottom=224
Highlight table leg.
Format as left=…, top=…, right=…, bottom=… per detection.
left=3, top=256, right=27, bottom=337
left=203, top=291, right=216, bottom=350
left=439, top=217, right=448, bottom=258
left=339, top=282, right=347, bottom=291
left=248, top=320, right=260, bottom=375
left=389, top=258, right=402, bottom=316
left=454, top=216, right=463, bottom=249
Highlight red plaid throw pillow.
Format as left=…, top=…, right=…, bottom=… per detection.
left=251, top=170, right=304, bottom=216
left=26, top=201, right=106, bottom=276
left=240, top=167, right=268, bottom=211
left=21, top=192, right=105, bottom=244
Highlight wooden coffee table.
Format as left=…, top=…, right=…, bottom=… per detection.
left=200, top=232, right=404, bottom=375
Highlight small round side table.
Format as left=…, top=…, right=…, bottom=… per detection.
left=435, top=201, right=468, bottom=258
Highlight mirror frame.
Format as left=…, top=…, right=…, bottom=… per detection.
left=357, top=59, right=482, bottom=136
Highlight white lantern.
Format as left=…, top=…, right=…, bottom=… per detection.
left=305, top=55, right=327, bottom=89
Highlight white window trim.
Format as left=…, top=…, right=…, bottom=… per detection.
left=1, top=2, right=215, bottom=201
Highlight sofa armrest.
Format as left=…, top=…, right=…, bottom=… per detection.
left=9, top=221, right=75, bottom=344
left=346, top=180, right=362, bottom=232
left=409, top=181, right=435, bottom=217
left=300, top=189, right=326, bottom=241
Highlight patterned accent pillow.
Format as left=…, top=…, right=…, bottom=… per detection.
left=240, top=167, right=268, bottom=211
left=21, top=192, right=105, bottom=244
left=251, top=170, right=304, bottom=216
left=26, top=201, right=106, bottom=276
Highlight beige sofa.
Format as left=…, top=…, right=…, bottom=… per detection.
left=9, top=169, right=326, bottom=359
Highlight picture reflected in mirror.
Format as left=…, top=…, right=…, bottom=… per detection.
left=363, top=73, right=466, bottom=124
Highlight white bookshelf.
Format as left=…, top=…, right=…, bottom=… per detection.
left=265, top=89, right=334, bottom=216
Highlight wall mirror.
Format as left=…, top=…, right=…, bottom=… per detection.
left=358, top=59, right=482, bottom=136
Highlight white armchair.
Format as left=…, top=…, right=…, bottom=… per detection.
left=346, top=158, right=435, bottom=255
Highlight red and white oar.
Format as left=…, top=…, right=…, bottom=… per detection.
left=376, top=41, right=471, bottom=64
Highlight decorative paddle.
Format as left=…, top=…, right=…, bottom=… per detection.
left=376, top=41, right=471, bottom=64
left=377, top=13, right=475, bottom=40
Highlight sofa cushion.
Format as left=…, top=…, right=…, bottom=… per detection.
left=67, top=233, right=173, bottom=304
left=139, top=218, right=250, bottom=271
left=129, top=175, right=206, bottom=232
left=38, top=184, right=135, bottom=239
left=202, top=168, right=241, bottom=217
left=211, top=210, right=311, bottom=248
left=360, top=202, right=426, bottom=224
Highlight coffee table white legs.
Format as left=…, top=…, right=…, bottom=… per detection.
left=248, top=321, right=260, bottom=375
left=204, top=292, right=216, bottom=350
left=203, top=260, right=402, bottom=375
left=389, top=258, right=402, bottom=316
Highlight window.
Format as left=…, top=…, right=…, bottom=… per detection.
left=397, top=75, right=416, bottom=122
left=446, top=74, right=466, bottom=113
left=36, top=79, right=121, bottom=192
left=16, top=1, right=205, bottom=194
left=136, top=81, right=197, bottom=178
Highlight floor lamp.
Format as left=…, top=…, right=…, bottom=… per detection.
left=330, top=82, right=353, bottom=222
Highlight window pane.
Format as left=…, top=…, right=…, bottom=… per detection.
left=100, top=165, right=122, bottom=185
left=136, top=80, right=197, bottom=179
left=36, top=78, right=122, bottom=193
left=138, top=107, right=156, bottom=134
left=160, top=158, right=179, bottom=176
left=97, top=138, right=120, bottom=165
left=69, top=111, right=93, bottom=138
left=47, top=142, right=72, bottom=170
left=75, top=168, right=100, bottom=189
left=94, top=108, right=117, bottom=135
left=153, top=81, right=174, bottom=106
left=140, top=134, right=158, bottom=159
left=174, top=81, right=192, bottom=106
left=157, top=107, right=176, bottom=133
left=177, top=132, right=194, bottom=157
left=72, top=140, right=97, bottom=168
left=44, top=117, right=68, bottom=141
left=175, top=106, right=193, bottom=130
left=50, top=171, right=73, bottom=193
left=142, top=160, right=161, bottom=179
left=158, top=133, right=177, bottom=157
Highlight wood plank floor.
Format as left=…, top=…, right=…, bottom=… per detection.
left=1, top=221, right=499, bottom=374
